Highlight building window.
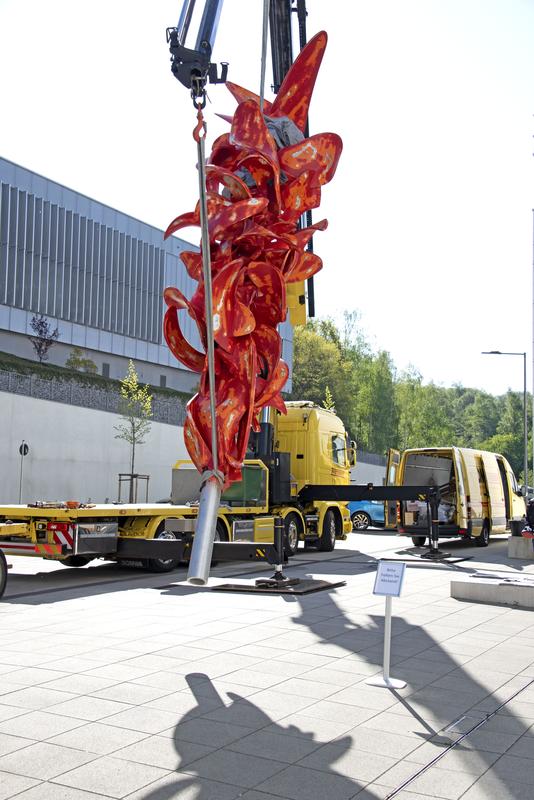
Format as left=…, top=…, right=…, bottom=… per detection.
left=159, top=374, right=167, bottom=388
left=102, top=362, right=110, bottom=378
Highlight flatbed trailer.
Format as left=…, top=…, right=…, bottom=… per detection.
left=0, top=490, right=292, bottom=599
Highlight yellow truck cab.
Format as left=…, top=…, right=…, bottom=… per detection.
left=386, top=447, right=526, bottom=547
left=173, top=401, right=354, bottom=556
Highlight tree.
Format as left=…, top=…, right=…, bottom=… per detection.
left=29, top=314, right=60, bottom=363
left=114, top=360, right=152, bottom=500
left=65, top=346, right=98, bottom=374
left=323, top=386, right=336, bottom=412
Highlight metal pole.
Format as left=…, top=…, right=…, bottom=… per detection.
left=383, top=595, right=392, bottom=681
left=365, top=595, right=406, bottom=689
left=259, top=0, right=270, bottom=112
left=18, top=440, right=25, bottom=504
left=187, top=109, right=222, bottom=586
left=523, top=353, right=528, bottom=493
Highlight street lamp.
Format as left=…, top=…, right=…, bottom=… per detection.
left=482, top=350, right=528, bottom=491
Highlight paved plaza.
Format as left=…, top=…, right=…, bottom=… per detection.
left=1, top=532, right=534, bottom=799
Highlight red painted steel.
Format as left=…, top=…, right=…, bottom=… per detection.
left=164, top=31, right=342, bottom=487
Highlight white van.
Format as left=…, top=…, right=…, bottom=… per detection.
left=385, top=447, right=526, bottom=547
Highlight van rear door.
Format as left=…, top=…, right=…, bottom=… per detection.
left=480, top=452, right=507, bottom=533
left=384, top=449, right=401, bottom=528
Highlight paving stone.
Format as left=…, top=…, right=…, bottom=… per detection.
left=0, top=741, right=97, bottom=780
left=146, top=689, right=223, bottom=716
left=344, top=727, right=422, bottom=759
left=0, top=668, right=70, bottom=687
left=41, top=674, right=120, bottom=694
left=490, top=753, right=534, bottom=785
left=0, top=732, right=37, bottom=760
left=0, top=687, right=76, bottom=710
left=327, top=686, right=400, bottom=711
left=461, top=774, right=534, bottom=799
left=0, top=771, right=40, bottom=800
left=102, top=705, right=179, bottom=734
left=48, top=721, right=148, bottom=755
left=203, top=699, right=280, bottom=728
left=256, top=763, right=359, bottom=800
left=226, top=729, right=322, bottom=763
left=298, top=736, right=396, bottom=782
left=52, top=754, right=169, bottom=798
left=161, top=716, right=254, bottom=747
left=0, top=710, right=86, bottom=739
left=50, top=696, right=132, bottom=722
left=121, top=772, right=243, bottom=800
left=12, top=784, right=109, bottom=800
left=90, top=682, right=173, bottom=705
left=113, top=733, right=213, bottom=769
left=182, top=748, right=286, bottom=788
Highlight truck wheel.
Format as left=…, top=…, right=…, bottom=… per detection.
left=475, top=521, right=490, bottom=547
left=59, top=556, right=92, bottom=567
left=0, top=551, right=7, bottom=599
left=318, top=509, right=337, bottom=552
left=411, top=536, right=427, bottom=547
left=283, top=513, right=300, bottom=557
left=352, top=511, right=371, bottom=531
left=146, top=529, right=181, bottom=573
left=211, top=520, right=228, bottom=566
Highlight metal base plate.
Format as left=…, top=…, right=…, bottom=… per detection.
left=212, top=578, right=346, bottom=595
left=365, top=674, right=407, bottom=689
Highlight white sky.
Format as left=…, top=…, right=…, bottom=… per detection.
left=1, top=0, right=533, bottom=395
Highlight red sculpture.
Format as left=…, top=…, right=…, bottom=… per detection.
left=163, top=31, right=342, bottom=488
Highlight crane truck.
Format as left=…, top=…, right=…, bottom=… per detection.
left=0, top=402, right=354, bottom=598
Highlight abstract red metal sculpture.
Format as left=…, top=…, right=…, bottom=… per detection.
left=164, top=31, right=342, bottom=488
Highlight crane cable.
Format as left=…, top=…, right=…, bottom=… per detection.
left=259, top=0, right=270, bottom=112
left=192, top=86, right=223, bottom=487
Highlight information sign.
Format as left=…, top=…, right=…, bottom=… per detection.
left=373, top=560, right=406, bottom=598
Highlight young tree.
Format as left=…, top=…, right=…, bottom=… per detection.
left=65, top=346, right=98, bottom=374
left=323, top=385, right=336, bottom=412
left=114, top=360, right=152, bottom=500
left=29, top=314, right=60, bottom=363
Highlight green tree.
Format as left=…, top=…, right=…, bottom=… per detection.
left=290, top=324, right=357, bottom=435
left=65, top=346, right=98, bottom=374
left=395, top=369, right=456, bottom=449
left=323, top=385, right=336, bottom=412
left=114, top=360, right=153, bottom=499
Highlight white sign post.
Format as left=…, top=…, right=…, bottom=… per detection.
left=366, top=560, right=407, bottom=689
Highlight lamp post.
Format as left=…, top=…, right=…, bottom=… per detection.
left=482, top=351, right=528, bottom=490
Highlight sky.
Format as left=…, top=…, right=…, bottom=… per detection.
left=1, top=0, right=533, bottom=396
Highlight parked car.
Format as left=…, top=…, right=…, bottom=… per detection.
left=348, top=500, right=385, bottom=530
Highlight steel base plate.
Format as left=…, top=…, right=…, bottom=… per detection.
left=212, top=578, right=346, bottom=595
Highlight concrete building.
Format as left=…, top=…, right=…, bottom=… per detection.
left=0, top=156, right=294, bottom=502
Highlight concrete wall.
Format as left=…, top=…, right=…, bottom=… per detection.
left=0, top=392, right=188, bottom=504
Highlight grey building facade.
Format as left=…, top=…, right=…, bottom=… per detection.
left=0, top=157, right=293, bottom=392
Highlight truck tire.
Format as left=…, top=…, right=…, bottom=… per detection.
left=352, top=511, right=371, bottom=531
left=318, top=509, right=337, bottom=552
left=411, top=536, right=426, bottom=547
left=145, top=528, right=181, bottom=573
left=59, top=556, right=92, bottom=568
left=0, top=551, right=7, bottom=599
left=210, top=520, right=229, bottom=566
left=475, top=521, right=490, bottom=547
left=283, top=513, right=300, bottom=557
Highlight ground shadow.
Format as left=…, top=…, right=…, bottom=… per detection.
left=140, top=672, right=364, bottom=800
left=289, top=578, right=534, bottom=798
